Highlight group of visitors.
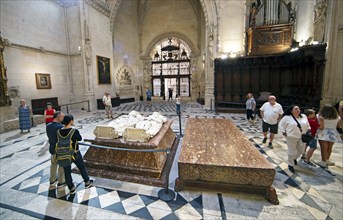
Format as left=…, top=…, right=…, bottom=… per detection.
left=46, top=111, right=93, bottom=194
left=246, top=93, right=342, bottom=173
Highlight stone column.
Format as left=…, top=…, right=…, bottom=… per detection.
left=204, top=23, right=215, bottom=109
left=321, top=0, right=343, bottom=105
left=80, top=2, right=96, bottom=111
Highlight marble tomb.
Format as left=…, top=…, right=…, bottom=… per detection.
left=82, top=111, right=178, bottom=187
left=175, top=118, right=279, bottom=204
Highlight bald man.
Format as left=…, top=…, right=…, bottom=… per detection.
left=260, top=96, right=284, bottom=148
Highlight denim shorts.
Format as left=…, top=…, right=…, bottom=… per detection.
left=308, top=138, right=317, bottom=149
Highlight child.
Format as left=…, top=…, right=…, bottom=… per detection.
left=176, top=94, right=181, bottom=115
left=302, top=109, right=319, bottom=167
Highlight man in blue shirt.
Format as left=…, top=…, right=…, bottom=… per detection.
left=146, top=89, right=152, bottom=107
left=46, top=111, right=66, bottom=188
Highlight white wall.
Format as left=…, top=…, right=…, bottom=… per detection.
left=141, top=0, right=198, bottom=54
left=295, top=0, right=315, bottom=43
left=0, top=0, right=71, bottom=114
left=112, top=0, right=140, bottom=99
left=88, top=5, right=115, bottom=100
left=218, top=0, right=246, bottom=55
left=0, top=0, right=67, bottom=53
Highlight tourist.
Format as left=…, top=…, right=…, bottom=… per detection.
left=44, top=102, right=55, bottom=125
left=316, top=105, right=342, bottom=168
left=18, top=99, right=31, bottom=133
left=168, top=87, right=173, bottom=101
left=102, top=92, right=113, bottom=119
left=302, top=109, right=319, bottom=167
left=60, top=114, right=93, bottom=194
left=46, top=111, right=66, bottom=188
left=260, top=95, right=284, bottom=148
left=146, top=89, right=152, bottom=107
left=245, top=92, right=256, bottom=123
left=176, top=94, right=181, bottom=115
left=279, top=105, right=310, bottom=173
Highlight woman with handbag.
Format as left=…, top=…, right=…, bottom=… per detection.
left=316, top=105, right=342, bottom=168
left=279, top=105, right=311, bottom=173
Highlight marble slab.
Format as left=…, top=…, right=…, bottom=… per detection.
left=82, top=120, right=178, bottom=187
left=175, top=118, right=278, bottom=204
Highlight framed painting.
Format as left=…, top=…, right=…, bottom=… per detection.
left=35, top=73, right=51, bottom=89
left=97, top=55, right=111, bottom=84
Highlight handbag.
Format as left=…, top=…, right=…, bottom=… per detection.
left=291, top=115, right=313, bottom=144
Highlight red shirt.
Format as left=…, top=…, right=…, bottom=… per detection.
left=307, top=117, right=319, bottom=137
left=45, top=108, right=55, bottom=123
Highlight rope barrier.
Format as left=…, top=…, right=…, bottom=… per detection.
left=79, top=142, right=170, bottom=153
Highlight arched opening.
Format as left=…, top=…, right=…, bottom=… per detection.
left=149, top=37, right=192, bottom=100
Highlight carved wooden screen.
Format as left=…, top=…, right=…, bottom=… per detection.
left=214, top=44, right=326, bottom=110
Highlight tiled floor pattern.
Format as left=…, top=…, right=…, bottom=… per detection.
left=1, top=102, right=342, bottom=219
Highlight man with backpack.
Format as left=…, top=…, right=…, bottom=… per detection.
left=56, top=114, right=93, bottom=194
left=46, top=111, right=66, bottom=188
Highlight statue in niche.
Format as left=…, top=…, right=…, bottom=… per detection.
left=117, top=65, right=133, bottom=86
left=313, top=0, right=327, bottom=42
left=0, top=36, right=12, bottom=107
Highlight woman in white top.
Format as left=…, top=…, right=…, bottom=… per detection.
left=317, top=105, right=342, bottom=167
left=279, top=105, right=310, bottom=173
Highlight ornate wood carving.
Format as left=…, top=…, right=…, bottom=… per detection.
left=247, top=24, right=293, bottom=56
left=214, top=44, right=326, bottom=110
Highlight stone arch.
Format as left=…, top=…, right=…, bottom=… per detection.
left=144, top=32, right=197, bottom=58
left=109, top=0, right=217, bottom=32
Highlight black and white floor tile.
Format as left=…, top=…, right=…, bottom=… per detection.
left=1, top=102, right=342, bottom=219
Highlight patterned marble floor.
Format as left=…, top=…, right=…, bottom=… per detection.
left=0, top=101, right=342, bottom=219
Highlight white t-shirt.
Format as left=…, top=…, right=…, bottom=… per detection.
left=279, top=114, right=310, bottom=138
left=321, top=117, right=341, bottom=129
left=102, top=95, right=112, bottom=106
left=260, top=102, right=284, bottom=125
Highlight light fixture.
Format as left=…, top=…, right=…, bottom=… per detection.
left=221, top=54, right=228, bottom=59
left=290, top=47, right=299, bottom=52
left=312, top=41, right=319, bottom=45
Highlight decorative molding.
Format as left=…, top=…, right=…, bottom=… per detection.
left=4, top=41, right=81, bottom=57
left=85, top=0, right=111, bottom=17
left=110, top=0, right=122, bottom=32
left=144, top=32, right=197, bottom=58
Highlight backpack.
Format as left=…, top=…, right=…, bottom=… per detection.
left=55, top=128, right=76, bottom=167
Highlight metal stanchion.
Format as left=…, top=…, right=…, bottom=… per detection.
left=178, top=112, right=182, bottom=137
left=66, top=105, right=69, bottom=114
left=158, top=148, right=176, bottom=202
left=214, top=100, right=219, bottom=115
left=210, top=99, right=213, bottom=111
left=87, top=100, right=91, bottom=112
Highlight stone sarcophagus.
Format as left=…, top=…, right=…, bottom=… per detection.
left=175, top=118, right=278, bottom=204
left=83, top=120, right=178, bottom=187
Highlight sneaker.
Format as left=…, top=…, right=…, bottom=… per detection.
left=57, top=182, right=67, bottom=189
left=302, top=160, right=316, bottom=167
left=316, top=161, right=327, bottom=168
left=288, top=165, right=295, bottom=173
left=49, top=179, right=58, bottom=186
left=294, top=159, right=298, bottom=166
left=262, top=138, right=267, bottom=144
left=268, top=142, right=273, bottom=149
left=85, top=179, right=94, bottom=188
left=326, top=160, right=335, bottom=166
left=69, top=186, right=76, bottom=194
left=301, top=154, right=306, bottom=160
